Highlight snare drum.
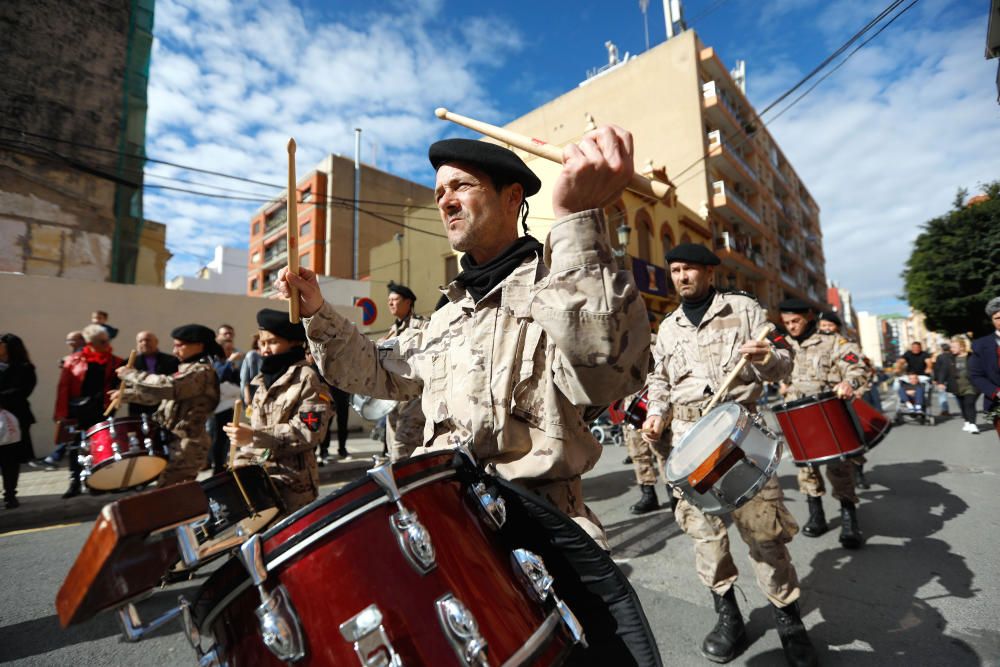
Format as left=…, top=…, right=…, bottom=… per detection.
left=80, top=416, right=169, bottom=491
left=773, top=392, right=866, bottom=466
left=191, top=452, right=575, bottom=666
left=666, top=402, right=781, bottom=515
left=172, top=466, right=283, bottom=573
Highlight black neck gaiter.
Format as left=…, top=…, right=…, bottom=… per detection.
left=681, top=288, right=717, bottom=327
left=454, top=236, right=544, bottom=303
left=260, top=347, right=306, bottom=389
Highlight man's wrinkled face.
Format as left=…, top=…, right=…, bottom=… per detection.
left=387, top=293, right=412, bottom=320
left=435, top=162, right=515, bottom=259
left=136, top=332, right=158, bottom=355
left=669, top=262, right=713, bottom=301
left=782, top=312, right=811, bottom=337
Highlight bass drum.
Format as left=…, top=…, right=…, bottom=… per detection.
left=350, top=394, right=397, bottom=421
left=191, top=452, right=576, bottom=666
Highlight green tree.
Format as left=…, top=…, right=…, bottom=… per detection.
left=902, top=181, right=1000, bottom=336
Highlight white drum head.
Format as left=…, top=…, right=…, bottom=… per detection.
left=351, top=395, right=396, bottom=421
left=86, top=455, right=167, bottom=490
left=666, top=403, right=744, bottom=482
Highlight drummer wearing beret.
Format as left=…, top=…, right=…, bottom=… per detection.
left=779, top=299, right=870, bottom=550
left=276, top=129, right=656, bottom=661
left=223, top=309, right=331, bottom=514
left=114, top=324, right=221, bottom=486
left=379, top=282, right=428, bottom=462
left=642, top=243, right=818, bottom=666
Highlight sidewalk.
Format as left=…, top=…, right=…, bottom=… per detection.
left=0, top=435, right=386, bottom=534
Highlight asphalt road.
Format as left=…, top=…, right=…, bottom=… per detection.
left=1, top=402, right=998, bottom=666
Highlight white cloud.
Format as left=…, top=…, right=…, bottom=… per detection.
left=765, top=17, right=1000, bottom=313
left=146, top=0, right=524, bottom=280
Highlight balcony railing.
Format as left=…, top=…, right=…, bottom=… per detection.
left=804, top=257, right=818, bottom=274
left=713, top=181, right=761, bottom=225
left=262, top=238, right=287, bottom=266
left=717, top=232, right=768, bottom=271
left=707, top=130, right=757, bottom=181
left=702, top=81, right=747, bottom=130
left=264, top=207, right=288, bottom=235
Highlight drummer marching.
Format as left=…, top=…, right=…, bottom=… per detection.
left=778, top=298, right=870, bottom=549
left=642, top=243, right=818, bottom=667
left=223, top=308, right=331, bottom=514
left=379, top=282, right=428, bottom=461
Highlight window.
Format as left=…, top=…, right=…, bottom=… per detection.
left=635, top=209, right=653, bottom=262
left=300, top=221, right=311, bottom=237
left=251, top=251, right=260, bottom=264
left=445, top=255, right=459, bottom=283
left=661, top=225, right=674, bottom=264
left=250, top=278, right=259, bottom=292
left=302, top=187, right=312, bottom=203
left=252, top=221, right=261, bottom=236
left=299, top=252, right=311, bottom=268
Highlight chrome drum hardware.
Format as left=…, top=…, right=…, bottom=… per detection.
left=369, top=461, right=437, bottom=574
left=339, top=604, right=404, bottom=667
left=239, top=535, right=305, bottom=662
left=511, top=548, right=588, bottom=648
left=436, top=594, right=488, bottom=666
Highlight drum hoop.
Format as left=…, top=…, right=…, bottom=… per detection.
left=773, top=391, right=838, bottom=413
left=667, top=403, right=749, bottom=482
left=84, top=417, right=142, bottom=438
left=198, top=465, right=459, bottom=632
left=791, top=448, right=866, bottom=467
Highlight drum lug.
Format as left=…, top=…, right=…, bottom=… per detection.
left=239, top=535, right=306, bottom=663
left=436, top=594, right=489, bottom=666
left=144, top=437, right=156, bottom=455
left=369, top=461, right=437, bottom=574
left=77, top=454, right=93, bottom=468
left=128, top=433, right=142, bottom=451
left=339, top=604, right=403, bottom=667
left=175, top=518, right=209, bottom=568
left=470, top=482, right=506, bottom=530
left=510, top=549, right=588, bottom=648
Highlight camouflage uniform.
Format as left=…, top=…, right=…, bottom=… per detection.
left=625, top=427, right=669, bottom=485
left=784, top=331, right=870, bottom=504
left=305, top=210, right=649, bottom=548
left=380, top=313, right=429, bottom=462
left=118, top=358, right=219, bottom=486
left=647, top=291, right=802, bottom=607
left=234, top=360, right=331, bottom=513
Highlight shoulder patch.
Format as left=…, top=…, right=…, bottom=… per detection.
left=838, top=337, right=848, bottom=345
left=842, top=351, right=859, bottom=364
left=299, top=410, right=324, bottom=432
left=317, top=391, right=332, bottom=403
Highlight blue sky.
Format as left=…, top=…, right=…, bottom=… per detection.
left=145, top=0, right=998, bottom=315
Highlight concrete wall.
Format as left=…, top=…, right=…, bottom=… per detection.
left=0, top=273, right=362, bottom=456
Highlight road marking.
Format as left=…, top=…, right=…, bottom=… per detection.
left=0, top=522, right=82, bottom=537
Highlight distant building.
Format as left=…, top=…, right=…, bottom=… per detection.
left=826, top=283, right=859, bottom=336
left=246, top=155, right=435, bottom=297
left=167, top=246, right=248, bottom=294
left=857, top=311, right=885, bottom=368
left=987, top=0, right=1000, bottom=103
left=858, top=309, right=946, bottom=368
left=0, top=0, right=168, bottom=285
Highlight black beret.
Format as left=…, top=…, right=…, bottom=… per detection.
left=171, top=324, right=224, bottom=358
left=256, top=308, right=306, bottom=342
left=819, top=311, right=842, bottom=326
left=387, top=281, right=417, bottom=302
left=664, top=243, right=720, bottom=266
left=429, top=138, right=541, bottom=197
left=778, top=298, right=813, bottom=314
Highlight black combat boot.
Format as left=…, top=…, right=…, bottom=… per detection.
left=855, top=463, right=870, bottom=489
left=62, top=478, right=82, bottom=499
left=622, top=455, right=633, bottom=465
left=839, top=500, right=863, bottom=549
left=801, top=496, right=827, bottom=537
left=772, top=601, right=818, bottom=667
left=629, top=485, right=659, bottom=514
left=701, top=588, right=747, bottom=663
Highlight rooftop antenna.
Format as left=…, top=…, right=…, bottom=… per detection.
left=663, top=0, right=686, bottom=40
left=731, top=59, right=747, bottom=94
left=639, top=0, right=650, bottom=51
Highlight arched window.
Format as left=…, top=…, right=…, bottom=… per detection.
left=604, top=199, right=627, bottom=254
left=660, top=223, right=674, bottom=264
left=635, top=209, right=653, bottom=261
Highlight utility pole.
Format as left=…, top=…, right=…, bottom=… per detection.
left=353, top=128, right=361, bottom=280
left=639, top=0, right=650, bottom=51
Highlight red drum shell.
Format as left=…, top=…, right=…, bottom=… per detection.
left=623, top=388, right=649, bottom=429
left=850, top=397, right=892, bottom=450
left=83, top=417, right=169, bottom=490
left=773, top=392, right=865, bottom=466
left=194, top=452, right=569, bottom=666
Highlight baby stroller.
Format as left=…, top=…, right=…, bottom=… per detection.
left=893, top=374, right=936, bottom=426
left=590, top=412, right=624, bottom=446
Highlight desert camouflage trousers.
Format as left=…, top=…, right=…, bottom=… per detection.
left=673, top=476, right=801, bottom=607
left=158, top=432, right=211, bottom=486
left=797, top=460, right=858, bottom=504
left=625, top=428, right=669, bottom=485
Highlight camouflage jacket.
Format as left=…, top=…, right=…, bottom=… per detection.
left=234, top=360, right=330, bottom=495
left=647, top=291, right=793, bottom=429
left=305, top=209, right=649, bottom=484
left=783, top=331, right=870, bottom=401
left=382, top=313, right=430, bottom=456
left=118, top=358, right=220, bottom=441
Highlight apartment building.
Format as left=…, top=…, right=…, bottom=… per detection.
left=503, top=29, right=827, bottom=314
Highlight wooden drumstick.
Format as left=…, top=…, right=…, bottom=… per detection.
left=287, top=138, right=301, bottom=323
left=434, top=107, right=671, bottom=201
left=703, top=325, right=775, bottom=415
left=228, top=399, right=244, bottom=469
left=104, top=349, right=137, bottom=417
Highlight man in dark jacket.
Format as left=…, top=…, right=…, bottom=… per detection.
left=932, top=343, right=957, bottom=416
left=128, top=332, right=179, bottom=417
left=969, top=297, right=1000, bottom=439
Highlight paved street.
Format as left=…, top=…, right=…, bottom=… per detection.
left=1, top=407, right=998, bottom=666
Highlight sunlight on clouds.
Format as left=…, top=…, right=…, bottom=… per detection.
left=148, top=0, right=523, bottom=280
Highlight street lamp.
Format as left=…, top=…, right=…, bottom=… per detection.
left=615, top=222, right=632, bottom=258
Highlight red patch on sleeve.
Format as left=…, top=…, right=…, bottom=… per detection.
left=767, top=331, right=793, bottom=351
left=842, top=352, right=859, bottom=364
left=300, top=411, right=323, bottom=432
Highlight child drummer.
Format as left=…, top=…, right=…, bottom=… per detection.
left=223, top=308, right=331, bottom=513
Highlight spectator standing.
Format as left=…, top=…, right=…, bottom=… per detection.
left=901, top=341, right=932, bottom=379
left=969, top=297, right=1000, bottom=439
left=64, top=331, right=84, bottom=357
left=0, top=334, right=37, bottom=509
left=951, top=337, right=980, bottom=434
left=128, top=332, right=179, bottom=417
left=239, top=334, right=263, bottom=405
left=932, top=343, right=957, bottom=416
left=90, top=310, right=119, bottom=340
left=209, top=333, right=242, bottom=475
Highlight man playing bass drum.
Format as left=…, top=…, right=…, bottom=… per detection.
left=778, top=299, right=870, bottom=549
left=642, top=243, right=817, bottom=667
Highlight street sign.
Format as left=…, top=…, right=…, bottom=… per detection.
left=354, top=297, right=377, bottom=326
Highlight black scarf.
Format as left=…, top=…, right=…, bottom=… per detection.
left=792, top=321, right=817, bottom=344
left=681, top=288, right=716, bottom=327
left=260, top=347, right=306, bottom=389
left=450, top=236, right=544, bottom=305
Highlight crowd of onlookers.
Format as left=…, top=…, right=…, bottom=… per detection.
left=0, top=311, right=353, bottom=510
